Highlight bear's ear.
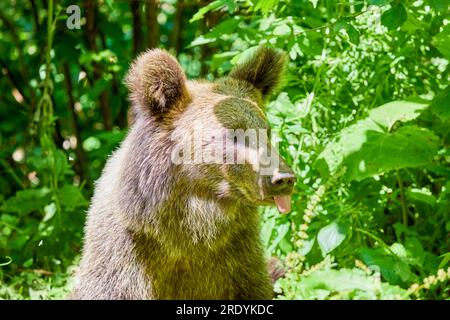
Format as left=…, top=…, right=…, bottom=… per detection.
left=229, top=47, right=286, bottom=98
left=125, top=49, right=189, bottom=114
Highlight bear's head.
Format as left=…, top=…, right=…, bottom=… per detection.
left=125, top=47, right=295, bottom=214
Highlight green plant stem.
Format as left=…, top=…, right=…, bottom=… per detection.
left=0, top=159, right=25, bottom=188
left=49, top=10, right=62, bottom=227
left=354, top=228, right=396, bottom=256
left=396, top=170, right=408, bottom=227
left=44, top=0, right=53, bottom=93
left=291, top=8, right=368, bottom=35
left=0, top=256, right=12, bottom=267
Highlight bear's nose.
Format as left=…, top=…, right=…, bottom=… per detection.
left=270, top=172, right=296, bottom=189
left=263, top=170, right=296, bottom=197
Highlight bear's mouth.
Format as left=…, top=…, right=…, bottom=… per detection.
left=273, top=195, right=291, bottom=214
left=258, top=195, right=292, bottom=214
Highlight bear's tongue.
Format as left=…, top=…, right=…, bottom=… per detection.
left=273, top=195, right=291, bottom=214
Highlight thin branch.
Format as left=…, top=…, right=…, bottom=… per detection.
left=62, top=63, right=90, bottom=186
left=0, top=58, right=31, bottom=107
left=354, top=228, right=397, bottom=257
left=84, top=0, right=113, bottom=130
left=0, top=11, right=33, bottom=112
left=396, top=170, right=409, bottom=227
left=30, top=0, right=41, bottom=30
left=0, top=159, right=25, bottom=189
left=200, top=10, right=223, bottom=76
left=0, top=12, right=35, bottom=107
left=290, top=9, right=369, bottom=36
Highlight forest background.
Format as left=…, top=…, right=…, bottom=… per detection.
left=0, top=0, right=449, bottom=299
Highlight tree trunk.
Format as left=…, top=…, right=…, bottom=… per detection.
left=170, top=0, right=183, bottom=53
left=84, top=0, right=113, bottom=131
left=146, top=0, right=159, bottom=49
left=130, top=0, right=143, bottom=55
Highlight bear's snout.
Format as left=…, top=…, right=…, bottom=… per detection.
left=262, top=162, right=296, bottom=214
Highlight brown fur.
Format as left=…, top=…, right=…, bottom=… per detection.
left=71, top=47, right=292, bottom=300
left=229, top=47, right=286, bottom=98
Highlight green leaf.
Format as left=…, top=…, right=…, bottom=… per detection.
left=406, top=188, right=436, bottom=207
left=308, top=0, right=319, bottom=8
left=1, top=188, right=51, bottom=215
left=439, top=252, right=450, bottom=269
left=346, top=24, right=360, bottom=45
left=381, top=4, right=407, bottom=30
left=88, top=78, right=109, bottom=100
left=9, top=234, right=30, bottom=251
left=230, top=46, right=260, bottom=65
left=190, top=0, right=225, bottom=23
left=208, top=17, right=240, bottom=38
left=430, top=86, right=450, bottom=121
left=292, top=268, right=407, bottom=299
left=368, top=101, right=428, bottom=128
left=190, top=17, right=241, bottom=48
left=268, top=222, right=290, bottom=253
left=189, top=35, right=216, bottom=47
left=433, top=24, right=450, bottom=60
left=429, top=0, right=450, bottom=12
left=315, top=101, right=439, bottom=181
left=56, top=185, right=88, bottom=210
left=317, top=220, right=349, bottom=255
left=23, top=258, right=33, bottom=268
left=104, top=0, right=114, bottom=8
left=334, top=22, right=360, bottom=45
left=278, top=236, right=293, bottom=253
left=261, top=215, right=276, bottom=249
left=348, top=126, right=439, bottom=180
left=273, top=24, right=291, bottom=36
left=359, top=247, right=418, bottom=285
left=333, top=21, right=348, bottom=34
left=390, top=243, right=407, bottom=259
left=298, top=238, right=315, bottom=256
left=368, top=0, right=393, bottom=6
left=254, top=0, right=279, bottom=15
left=54, top=150, right=70, bottom=179
left=404, top=237, right=429, bottom=267
left=43, top=203, right=57, bottom=222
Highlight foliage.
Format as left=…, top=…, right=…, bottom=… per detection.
left=0, top=0, right=449, bottom=299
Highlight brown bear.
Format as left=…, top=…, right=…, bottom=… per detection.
left=70, top=47, right=295, bottom=299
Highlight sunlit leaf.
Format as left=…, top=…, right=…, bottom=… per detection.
left=406, top=188, right=436, bottom=207
left=273, top=24, right=291, bottom=36
left=268, top=222, right=290, bottom=253
left=317, top=220, right=349, bottom=255
left=190, top=0, right=225, bottom=23
left=315, top=101, right=439, bottom=181
left=254, top=0, right=279, bottom=15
